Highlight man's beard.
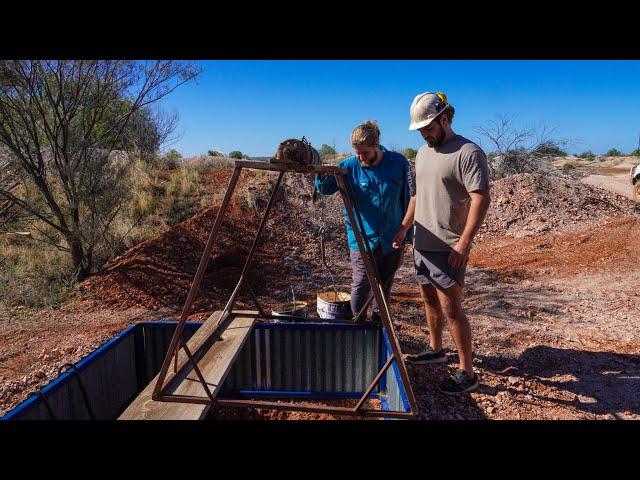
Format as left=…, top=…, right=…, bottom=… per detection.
left=360, top=150, right=379, bottom=167
left=426, top=127, right=446, bottom=147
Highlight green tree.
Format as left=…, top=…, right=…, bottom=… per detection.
left=229, top=150, right=244, bottom=159
left=208, top=149, right=224, bottom=157
left=630, top=148, right=640, bottom=156
left=94, top=98, right=172, bottom=160
left=0, top=60, right=200, bottom=279
left=403, top=147, right=417, bottom=160
left=577, top=151, right=595, bottom=159
left=320, top=144, right=336, bottom=156
left=0, top=155, right=19, bottom=231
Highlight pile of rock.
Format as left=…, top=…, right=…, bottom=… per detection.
left=479, top=173, right=639, bottom=238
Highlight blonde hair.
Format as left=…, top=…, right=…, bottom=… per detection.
left=351, top=120, right=380, bottom=147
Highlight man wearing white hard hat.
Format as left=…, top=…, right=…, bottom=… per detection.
left=394, top=91, right=491, bottom=395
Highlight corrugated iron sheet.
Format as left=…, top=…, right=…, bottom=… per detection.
left=6, top=328, right=139, bottom=420
left=140, top=323, right=197, bottom=384
left=221, top=324, right=380, bottom=394
left=4, top=322, right=199, bottom=420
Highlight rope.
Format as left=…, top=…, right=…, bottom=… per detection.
left=317, top=185, right=340, bottom=298
left=58, top=363, right=97, bottom=420
left=315, top=174, right=352, bottom=318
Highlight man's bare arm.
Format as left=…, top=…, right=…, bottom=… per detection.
left=392, top=195, right=416, bottom=249
left=449, top=190, right=491, bottom=268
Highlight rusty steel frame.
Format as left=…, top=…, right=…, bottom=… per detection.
left=151, top=160, right=419, bottom=419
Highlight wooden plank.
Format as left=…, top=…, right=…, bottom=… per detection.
left=234, top=159, right=347, bottom=175
left=118, top=311, right=222, bottom=420
left=118, top=312, right=255, bottom=420
left=170, top=315, right=254, bottom=399
left=155, top=311, right=226, bottom=393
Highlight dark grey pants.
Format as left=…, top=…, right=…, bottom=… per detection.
left=349, top=246, right=404, bottom=319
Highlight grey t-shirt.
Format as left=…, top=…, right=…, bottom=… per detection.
left=414, top=134, right=490, bottom=251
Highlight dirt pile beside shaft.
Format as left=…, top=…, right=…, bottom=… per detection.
left=479, top=173, right=639, bottom=238
left=77, top=169, right=348, bottom=316
left=79, top=202, right=263, bottom=313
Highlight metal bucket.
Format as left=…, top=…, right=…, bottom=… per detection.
left=317, top=290, right=352, bottom=322
left=271, top=301, right=308, bottom=321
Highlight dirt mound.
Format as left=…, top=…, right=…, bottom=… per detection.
left=76, top=168, right=348, bottom=317
left=480, top=173, right=639, bottom=238
left=78, top=203, right=261, bottom=314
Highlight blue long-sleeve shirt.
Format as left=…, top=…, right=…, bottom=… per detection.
left=315, top=146, right=415, bottom=253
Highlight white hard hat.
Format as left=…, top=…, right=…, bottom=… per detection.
left=409, top=91, right=449, bottom=131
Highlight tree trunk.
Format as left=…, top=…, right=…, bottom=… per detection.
left=68, top=236, right=91, bottom=281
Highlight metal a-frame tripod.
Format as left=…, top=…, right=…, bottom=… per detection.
left=151, top=160, right=419, bottom=419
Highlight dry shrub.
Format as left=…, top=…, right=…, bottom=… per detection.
left=475, top=115, right=573, bottom=180
left=0, top=238, right=75, bottom=308
left=164, top=167, right=201, bottom=224
left=166, top=167, right=200, bottom=197
left=183, top=155, right=235, bottom=173
left=0, top=160, right=206, bottom=307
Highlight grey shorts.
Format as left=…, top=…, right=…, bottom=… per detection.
left=413, top=248, right=466, bottom=290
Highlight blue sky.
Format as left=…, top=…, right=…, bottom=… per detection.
left=159, top=60, right=640, bottom=157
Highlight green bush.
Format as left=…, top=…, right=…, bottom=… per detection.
left=129, top=163, right=202, bottom=226
left=534, top=144, right=568, bottom=157
left=630, top=148, right=640, bottom=156
left=160, top=149, right=183, bottom=169
left=562, top=162, right=576, bottom=171
left=577, top=151, right=595, bottom=159
left=208, top=150, right=224, bottom=157
left=166, top=168, right=199, bottom=197
left=192, top=156, right=235, bottom=172
left=605, top=148, right=622, bottom=157
left=0, top=161, right=207, bottom=308
left=403, top=148, right=417, bottom=160
left=229, top=151, right=244, bottom=159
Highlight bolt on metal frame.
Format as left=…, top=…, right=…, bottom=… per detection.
left=151, top=160, right=419, bottom=419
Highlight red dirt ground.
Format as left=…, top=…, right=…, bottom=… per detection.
left=471, top=216, right=640, bottom=277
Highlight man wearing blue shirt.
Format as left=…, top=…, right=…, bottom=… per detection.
left=315, top=120, right=416, bottom=323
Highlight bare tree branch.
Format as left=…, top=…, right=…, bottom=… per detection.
left=474, top=114, right=574, bottom=180
left=0, top=60, right=200, bottom=279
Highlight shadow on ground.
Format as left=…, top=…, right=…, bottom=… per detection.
left=463, top=267, right=568, bottom=323
left=390, top=266, right=569, bottom=331
left=478, top=345, right=640, bottom=418
left=406, top=359, right=488, bottom=420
